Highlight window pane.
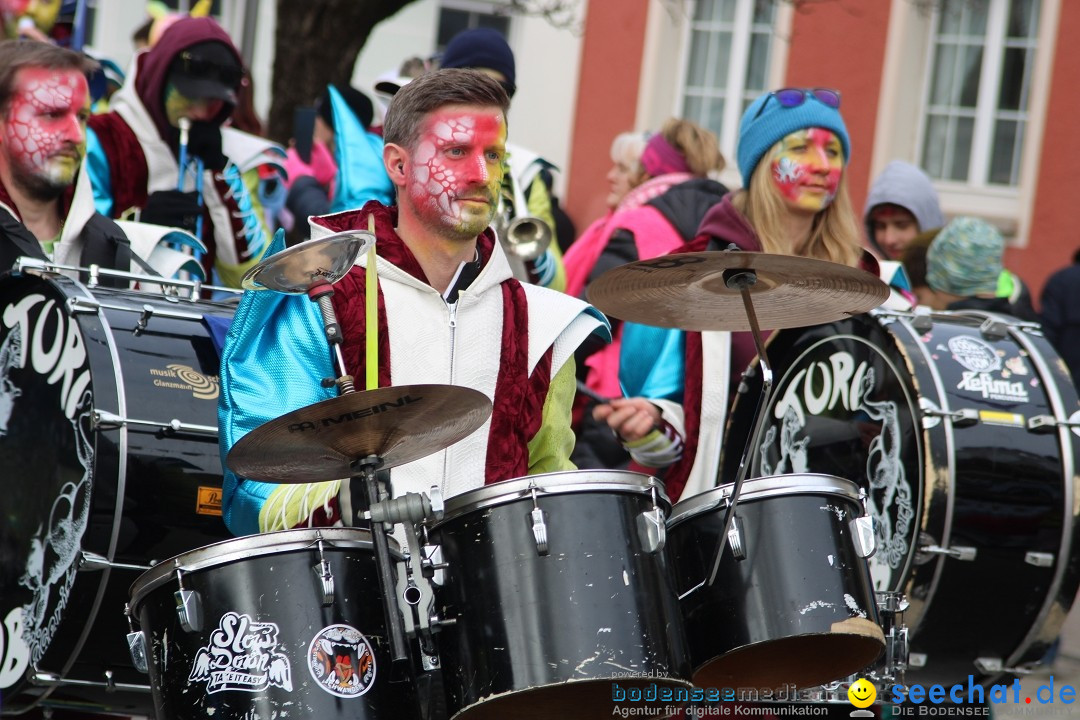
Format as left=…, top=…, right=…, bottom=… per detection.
left=437, top=8, right=470, bottom=48
left=752, top=0, right=777, bottom=24
left=922, top=114, right=949, bottom=179
left=1007, top=0, right=1039, bottom=39
left=949, top=116, right=975, bottom=181
left=989, top=119, right=1019, bottom=185
left=684, top=95, right=705, bottom=128
left=687, top=29, right=712, bottom=87
left=694, top=0, right=717, bottom=22
left=707, top=97, right=726, bottom=138
left=998, top=47, right=1028, bottom=110
left=713, top=31, right=733, bottom=87
left=962, top=1, right=989, bottom=36
left=958, top=44, right=984, bottom=107
left=746, top=32, right=771, bottom=90
left=477, top=15, right=510, bottom=34
left=717, top=0, right=737, bottom=22
left=929, top=44, right=957, bottom=105
left=939, top=0, right=963, bottom=34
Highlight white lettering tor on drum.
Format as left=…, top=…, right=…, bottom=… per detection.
left=773, top=352, right=868, bottom=426
left=0, top=607, right=30, bottom=689
left=2, top=293, right=89, bottom=419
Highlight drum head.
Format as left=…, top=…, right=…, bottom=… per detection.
left=723, top=313, right=924, bottom=592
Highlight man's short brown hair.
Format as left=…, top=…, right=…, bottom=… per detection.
left=0, top=40, right=97, bottom=114
left=382, top=68, right=509, bottom=151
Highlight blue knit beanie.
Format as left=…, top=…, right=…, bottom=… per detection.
left=737, top=90, right=851, bottom=187
left=439, top=28, right=516, bottom=98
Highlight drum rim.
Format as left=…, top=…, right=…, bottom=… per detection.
left=435, top=469, right=669, bottom=525
left=129, top=527, right=392, bottom=607
left=667, top=473, right=861, bottom=528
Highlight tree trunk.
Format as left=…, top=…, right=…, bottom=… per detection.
left=269, top=0, right=419, bottom=143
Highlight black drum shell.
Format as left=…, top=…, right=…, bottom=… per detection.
left=667, top=475, right=883, bottom=690
left=128, top=528, right=418, bottom=720
left=722, top=310, right=1080, bottom=685
left=0, top=273, right=234, bottom=715
left=430, top=470, right=692, bottom=720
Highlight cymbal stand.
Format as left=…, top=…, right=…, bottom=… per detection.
left=352, top=454, right=412, bottom=674
left=307, top=277, right=356, bottom=395
left=704, top=266, right=774, bottom=586
left=366, top=489, right=445, bottom=671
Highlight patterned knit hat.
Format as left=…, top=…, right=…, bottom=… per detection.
left=737, top=89, right=851, bottom=187
left=926, top=217, right=1004, bottom=296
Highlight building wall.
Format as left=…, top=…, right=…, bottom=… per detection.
left=783, top=0, right=892, bottom=222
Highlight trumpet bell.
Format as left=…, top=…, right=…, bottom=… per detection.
left=503, top=216, right=552, bottom=262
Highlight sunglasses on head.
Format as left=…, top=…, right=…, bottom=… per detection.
left=752, top=88, right=841, bottom=121
left=178, top=51, right=245, bottom=88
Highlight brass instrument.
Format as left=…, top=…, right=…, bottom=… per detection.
left=493, top=177, right=552, bottom=284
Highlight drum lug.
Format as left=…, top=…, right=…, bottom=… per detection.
left=918, top=543, right=977, bottom=562
left=124, top=602, right=149, bottom=674
left=977, top=318, right=1010, bottom=341
left=637, top=508, right=666, bottom=553
left=528, top=487, right=549, bottom=556
left=80, top=550, right=153, bottom=572
left=134, top=304, right=155, bottom=336
left=313, top=536, right=335, bottom=606
left=126, top=631, right=149, bottom=674
left=850, top=515, right=877, bottom=558
left=636, top=486, right=667, bottom=553
left=68, top=296, right=100, bottom=313
left=1025, top=551, right=1055, bottom=567
left=727, top=515, right=746, bottom=561
left=974, top=657, right=1037, bottom=675
left=421, top=543, right=447, bottom=586
left=173, top=563, right=203, bottom=632
left=919, top=400, right=979, bottom=428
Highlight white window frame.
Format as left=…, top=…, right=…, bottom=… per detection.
left=673, top=0, right=790, bottom=185
left=871, top=0, right=1059, bottom=247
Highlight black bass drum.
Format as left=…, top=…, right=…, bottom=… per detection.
left=0, top=272, right=235, bottom=715
left=128, top=528, right=418, bottom=720
left=722, top=309, right=1080, bottom=685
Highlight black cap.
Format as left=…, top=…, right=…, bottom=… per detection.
left=168, top=41, right=243, bottom=104
left=317, top=84, right=375, bottom=131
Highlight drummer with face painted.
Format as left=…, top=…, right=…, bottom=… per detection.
left=598, top=88, right=880, bottom=501
left=219, top=69, right=609, bottom=534
left=0, top=39, right=140, bottom=278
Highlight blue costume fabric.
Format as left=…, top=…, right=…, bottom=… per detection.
left=327, top=84, right=394, bottom=212
left=217, top=229, right=336, bottom=536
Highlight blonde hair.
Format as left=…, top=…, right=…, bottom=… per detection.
left=657, top=118, right=725, bottom=178
left=733, top=142, right=862, bottom=267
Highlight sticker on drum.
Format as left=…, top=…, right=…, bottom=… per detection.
left=0, top=273, right=235, bottom=715
left=722, top=310, right=1080, bottom=685
left=307, top=624, right=376, bottom=697
left=129, top=528, right=417, bottom=720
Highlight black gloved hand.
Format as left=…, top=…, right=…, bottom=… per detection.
left=186, top=120, right=228, bottom=171
left=141, top=190, right=202, bottom=233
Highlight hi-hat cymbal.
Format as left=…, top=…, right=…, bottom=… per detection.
left=587, top=251, right=889, bottom=332
left=226, top=385, right=492, bottom=483
left=242, top=230, right=374, bottom=293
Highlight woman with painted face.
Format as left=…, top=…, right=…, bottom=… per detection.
left=595, top=88, right=875, bottom=501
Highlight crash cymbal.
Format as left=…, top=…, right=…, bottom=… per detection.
left=241, top=230, right=373, bottom=292
left=226, top=385, right=492, bottom=483
left=587, top=251, right=889, bottom=332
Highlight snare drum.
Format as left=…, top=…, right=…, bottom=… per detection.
left=722, top=310, right=1080, bottom=684
left=0, top=273, right=234, bottom=715
left=667, top=474, right=884, bottom=689
left=128, top=528, right=417, bottom=720
left=429, top=470, right=692, bottom=720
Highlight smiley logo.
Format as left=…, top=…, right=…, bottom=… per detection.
left=848, top=678, right=877, bottom=708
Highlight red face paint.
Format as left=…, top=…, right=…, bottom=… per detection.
left=406, top=106, right=506, bottom=239
left=2, top=66, right=88, bottom=193
left=769, top=128, right=844, bottom=213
